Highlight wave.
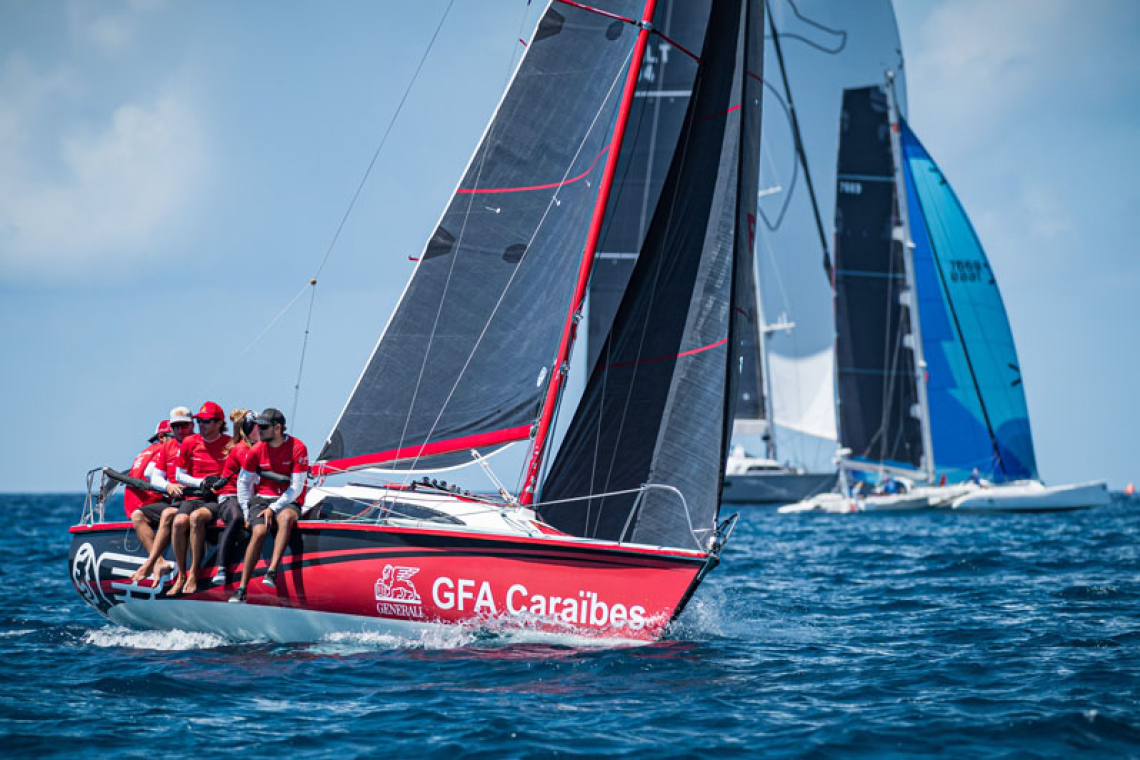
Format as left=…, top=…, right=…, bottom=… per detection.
left=81, top=625, right=232, bottom=651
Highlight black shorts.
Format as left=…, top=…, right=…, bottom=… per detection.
left=249, top=497, right=301, bottom=526
left=177, top=499, right=223, bottom=519
left=133, top=501, right=173, bottom=527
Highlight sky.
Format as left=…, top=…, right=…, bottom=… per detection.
left=0, top=0, right=1136, bottom=493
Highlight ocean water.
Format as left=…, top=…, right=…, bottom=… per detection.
left=3, top=493, right=1139, bottom=757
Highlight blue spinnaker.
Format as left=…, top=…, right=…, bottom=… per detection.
left=900, top=120, right=1037, bottom=482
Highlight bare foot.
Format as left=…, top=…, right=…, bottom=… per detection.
left=182, top=574, right=199, bottom=596
left=130, top=560, right=155, bottom=583
left=165, top=573, right=186, bottom=597
left=152, top=558, right=173, bottom=580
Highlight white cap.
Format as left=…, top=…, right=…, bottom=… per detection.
left=169, top=406, right=193, bottom=424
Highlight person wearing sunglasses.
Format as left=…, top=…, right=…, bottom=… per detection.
left=229, top=407, right=309, bottom=603
left=166, top=401, right=232, bottom=596
left=131, top=405, right=195, bottom=583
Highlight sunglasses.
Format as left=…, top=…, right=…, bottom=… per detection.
left=171, top=422, right=192, bottom=429
left=196, top=417, right=220, bottom=423
left=257, top=422, right=274, bottom=430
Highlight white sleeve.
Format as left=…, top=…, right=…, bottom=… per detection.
left=146, top=461, right=170, bottom=489
left=176, top=467, right=204, bottom=488
left=271, top=471, right=307, bottom=513
left=237, top=470, right=256, bottom=519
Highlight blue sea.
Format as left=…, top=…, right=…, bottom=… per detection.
left=3, top=493, right=1139, bottom=757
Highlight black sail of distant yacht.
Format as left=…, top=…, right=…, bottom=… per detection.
left=833, top=86, right=924, bottom=472
left=542, top=0, right=763, bottom=549
left=316, top=2, right=646, bottom=473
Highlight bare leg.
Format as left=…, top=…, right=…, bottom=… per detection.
left=184, top=507, right=212, bottom=595
left=266, top=509, right=298, bottom=575
left=130, top=510, right=156, bottom=555
left=131, top=507, right=177, bottom=582
left=166, top=512, right=191, bottom=596
left=237, top=518, right=270, bottom=591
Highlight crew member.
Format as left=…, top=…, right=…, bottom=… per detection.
left=229, top=408, right=308, bottom=603
left=211, top=408, right=260, bottom=587
left=168, top=401, right=232, bottom=596
left=124, top=420, right=171, bottom=568
left=131, top=406, right=195, bottom=583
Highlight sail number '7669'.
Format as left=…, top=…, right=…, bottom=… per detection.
left=432, top=576, right=648, bottom=630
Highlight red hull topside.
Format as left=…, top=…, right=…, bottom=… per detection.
left=69, top=519, right=711, bottom=642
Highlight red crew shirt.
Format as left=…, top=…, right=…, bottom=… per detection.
left=152, top=436, right=183, bottom=483
left=243, top=435, right=309, bottom=504
left=124, top=441, right=164, bottom=517
left=176, top=433, right=232, bottom=500
left=216, top=441, right=251, bottom=497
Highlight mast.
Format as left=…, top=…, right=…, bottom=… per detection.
left=885, top=71, right=934, bottom=483
left=754, top=264, right=778, bottom=460
left=520, top=0, right=661, bottom=505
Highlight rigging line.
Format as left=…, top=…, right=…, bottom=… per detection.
left=290, top=280, right=319, bottom=426
left=764, top=0, right=831, bottom=278
left=231, top=281, right=311, bottom=362
left=311, top=0, right=456, bottom=283
left=763, top=0, right=847, bottom=55
left=756, top=78, right=800, bottom=232
left=276, top=2, right=456, bottom=431
left=397, top=42, right=638, bottom=481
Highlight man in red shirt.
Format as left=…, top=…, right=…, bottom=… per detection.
left=229, top=408, right=308, bottom=603
left=125, top=420, right=171, bottom=563
left=168, top=401, right=232, bottom=596
left=131, top=406, right=195, bottom=583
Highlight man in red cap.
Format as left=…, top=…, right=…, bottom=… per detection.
left=131, top=405, right=196, bottom=583
left=229, top=407, right=308, bottom=603
left=167, top=401, right=232, bottom=595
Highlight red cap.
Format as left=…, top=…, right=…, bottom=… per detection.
left=149, top=420, right=171, bottom=442
left=194, top=401, right=224, bottom=420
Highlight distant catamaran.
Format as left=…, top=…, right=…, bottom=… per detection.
left=783, top=79, right=1108, bottom=513
left=70, top=0, right=764, bottom=642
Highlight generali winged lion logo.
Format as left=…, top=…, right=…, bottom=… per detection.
left=374, top=564, right=422, bottom=605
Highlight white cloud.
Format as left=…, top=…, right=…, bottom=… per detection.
left=67, top=0, right=166, bottom=52
left=0, top=62, right=207, bottom=281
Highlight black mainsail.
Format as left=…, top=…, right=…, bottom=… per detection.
left=317, top=2, right=645, bottom=473
left=542, top=0, right=763, bottom=549
left=833, top=86, right=924, bottom=473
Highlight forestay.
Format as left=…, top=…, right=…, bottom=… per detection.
left=542, top=0, right=763, bottom=550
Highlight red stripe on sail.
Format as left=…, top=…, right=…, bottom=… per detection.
left=457, top=147, right=608, bottom=195
left=312, top=425, right=532, bottom=476
left=603, top=337, right=728, bottom=371
left=552, top=0, right=636, bottom=24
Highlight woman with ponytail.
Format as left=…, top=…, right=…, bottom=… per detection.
left=211, top=409, right=261, bottom=587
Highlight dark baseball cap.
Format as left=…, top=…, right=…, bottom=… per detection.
left=255, top=408, right=286, bottom=428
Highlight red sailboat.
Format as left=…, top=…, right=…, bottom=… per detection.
left=69, top=0, right=762, bottom=644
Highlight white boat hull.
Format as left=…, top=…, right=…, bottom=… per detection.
left=950, top=480, right=1110, bottom=512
